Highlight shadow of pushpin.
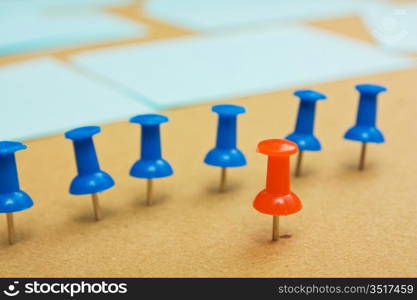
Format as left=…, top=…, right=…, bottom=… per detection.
left=130, top=114, right=173, bottom=206
left=65, top=126, right=115, bottom=221
left=204, top=104, right=246, bottom=192
left=0, top=141, right=33, bottom=245
left=344, top=84, right=387, bottom=171
left=253, top=139, right=302, bottom=242
left=286, top=90, right=327, bottom=177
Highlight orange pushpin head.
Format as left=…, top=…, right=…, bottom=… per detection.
left=253, top=139, right=302, bottom=216
left=257, top=139, right=298, bottom=157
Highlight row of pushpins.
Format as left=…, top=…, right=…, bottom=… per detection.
left=0, top=84, right=386, bottom=244
left=64, top=114, right=174, bottom=222
left=286, top=84, right=387, bottom=176
left=255, top=84, right=387, bottom=241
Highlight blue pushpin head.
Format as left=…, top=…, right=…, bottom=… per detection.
left=204, top=104, right=247, bottom=167
left=344, top=84, right=387, bottom=143
left=0, top=141, right=33, bottom=213
left=286, top=90, right=327, bottom=151
left=130, top=114, right=173, bottom=179
left=65, top=126, right=115, bottom=195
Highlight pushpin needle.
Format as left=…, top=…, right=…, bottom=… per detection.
left=219, top=168, right=227, bottom=192
left=6, top=213, right=15, bottom=245
left=294, top=151, right=303, bottom=177
left=146, top=179, right=153, bottom=206
left=91, top=193, right=101, bottom=221
left=272, top=215, right=279, bottom=241
left=358, top=142, right=367, bottom=171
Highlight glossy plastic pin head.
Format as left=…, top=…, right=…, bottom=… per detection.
left=0, top=141, right=33, bottom=213
left=286, top=90, right=327, bottom=151
left=253, top=139, right=302, bottom=216
left=130, top=114, right=173, bottom=179
left=204, top=104, right=246, bottom=167
left=344, top=84, right=387, bottom=143
left=130, top=114, right=169, bottom=126
left=65, top=126, right=115, bottom=195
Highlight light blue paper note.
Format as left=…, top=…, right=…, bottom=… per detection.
left=71, top=25, right=415, bottom=109
left=0, top=0, right=132, bottom=10
left=0, top=9, right=147, bottom=56
left=360, top=2, right=417, bottom=53
left=0, top=58, right=152, bottom=141
left=144, top=0, right=374, bottom=32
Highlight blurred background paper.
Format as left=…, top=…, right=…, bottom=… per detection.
left=0, top=58, right=152, bottom=141
left=144, top=0, right=375, bottom=31
left=1, top=0, right=416, bottom=142
left=72, top=26, right=415, bottom=109
left=0, top=9, right=147, bottom=56
left=360, top=2, right=417, bottom=53
left=0, top=0, right=134, bottom=10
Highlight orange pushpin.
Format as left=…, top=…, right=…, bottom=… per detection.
left=253, top=139, right=302, bottom=241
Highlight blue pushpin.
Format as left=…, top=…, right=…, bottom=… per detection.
left=286, top=90, right=327, bottom=176
left=0, top=141, right=33, bottom=245
left=344, top=84, right=387, bottom=170
left=130, top=114, right=173, bottom=206
left=204, top=104, right=246, bottom=192
left=65, top=126, right=114, bottom=221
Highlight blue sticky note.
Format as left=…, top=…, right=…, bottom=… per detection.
left=0, top=58, right=153, bottom=141
left=144, top=0, right=375, bottom=31
left=0, top=0, right=132, bottom=10
left=71, top=25, right=415, bottom=109
left=0, top=10, right=147, bottom=56
left=360, top=2, right=417, bottom=53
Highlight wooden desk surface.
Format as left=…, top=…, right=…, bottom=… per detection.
left=0, top=2, right=416, bottom=277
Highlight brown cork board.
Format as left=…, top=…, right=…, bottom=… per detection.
left=0, top=2, right=416, bottom=277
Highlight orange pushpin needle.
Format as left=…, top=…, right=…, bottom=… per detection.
left=253, top=139, right=302, bottom=241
